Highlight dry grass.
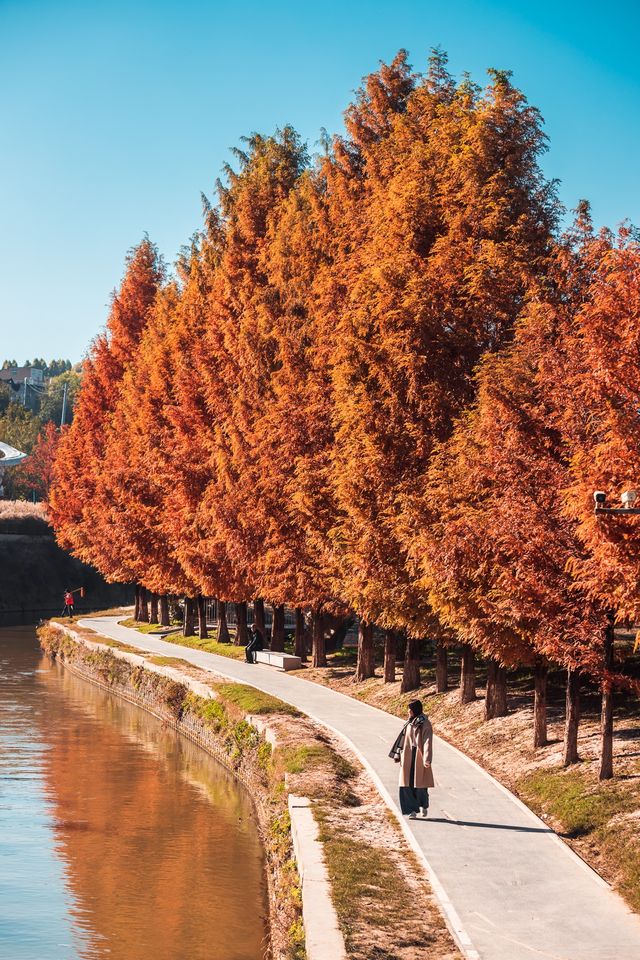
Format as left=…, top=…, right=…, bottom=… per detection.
left=0, top=499, right=48, bottom=521
left=118, top=617, right=177, bottom=635
left=144, top=655, right=196, bottom=669
left=155, top=629, right=248, bottom=660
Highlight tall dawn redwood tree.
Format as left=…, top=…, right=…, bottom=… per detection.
left=49, top=238, right=164, bottom=583
left=100, top=282, right=204, bottom=606
left=195, top=129, right=309, bottom=626
left=417, top=303, right=608, bottom=742
left=327, top=53, right=559, bottom=683
left=553, top=224, right=640, bottom=779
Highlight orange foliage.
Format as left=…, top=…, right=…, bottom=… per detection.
left=14, top=420, right=60, bottom=501
left=49, top=239, right=164, bottom=583
left=560, top=229, right=640, bottom=622
left=46, top=50, right=639, bottom=713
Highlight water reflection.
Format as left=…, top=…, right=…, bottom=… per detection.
left=0, top=628, right=267, bottom=960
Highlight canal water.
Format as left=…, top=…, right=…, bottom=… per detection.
left=0, top=627, right=267, bottom=960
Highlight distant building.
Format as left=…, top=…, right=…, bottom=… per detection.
left=0, top=366, right=44, bottom=409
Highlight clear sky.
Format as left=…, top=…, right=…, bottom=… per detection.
left=1, top=0, right=638, bottom=364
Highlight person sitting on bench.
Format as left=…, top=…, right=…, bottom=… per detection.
left=245, top=623, right=265, bottom=663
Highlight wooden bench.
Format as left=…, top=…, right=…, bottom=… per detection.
left=254, top=650, right=302, bottom=671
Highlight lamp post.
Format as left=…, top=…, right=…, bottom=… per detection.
left=593, top=489, right=640, bottom=515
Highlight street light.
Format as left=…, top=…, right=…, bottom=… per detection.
left=593, top=490, right=640, bottom=515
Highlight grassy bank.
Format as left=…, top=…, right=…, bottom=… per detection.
left=118, top=617, right=249, bottom=659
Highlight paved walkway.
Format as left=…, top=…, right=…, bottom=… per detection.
left=79, top=617, right=640, bottom=960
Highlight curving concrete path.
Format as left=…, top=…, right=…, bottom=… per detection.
left=78, top=616, right=640, bottom=960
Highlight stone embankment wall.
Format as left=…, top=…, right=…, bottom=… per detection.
left=0, top=515, right=130, bottom=625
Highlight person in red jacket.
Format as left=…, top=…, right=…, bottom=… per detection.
left=62, top=589, right=75, bottom=619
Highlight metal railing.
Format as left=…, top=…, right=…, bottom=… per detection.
left=204, top=600, right=296, bottom=631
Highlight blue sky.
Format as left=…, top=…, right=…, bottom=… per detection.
left=1, top=0, right=638, bottom=364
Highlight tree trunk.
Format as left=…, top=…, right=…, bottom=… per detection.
left=139, top=587, right=149, bottom=624
left=460, top=644, right=476, bottom=703
left=401, top=635, right=421, bottom=693
left=533, top=661, right=548, bottom=749
left=183, top=597, right=195, bottom=638
left=304, top=614, right=313, bottom=657
left=435, top=642, right=448, bottom=693
left=294, top=608, right=306, bottom=661
left=235, top=602, right=248, bottom=646
left=563, top=668, right=581, bottom=766
left=197, top=596, right=208, bottom=640
left=159, top=595, right=170, bottom=627
left=149, top=593, right=159, bottom=624
left=327, top=616, right=351, bottom=652
left=254, top=598, right=266, bottom=637
left=271, top=604, right=285, bottom=652
left=599, top=618, right=615, bottom=781
left=383, top=629, right=396, bottom=684
left=312, top=609, right=326, bottom=667
left=218, top=601, right=230, bottom=644
left=485, top=659, right=496, bottom=719
left=134, top=585, right=141, bottom=622
left=485, top=659, right=508, bottom=719
left=355, top=621, right=375, bottom=681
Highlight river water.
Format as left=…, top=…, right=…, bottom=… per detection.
left=0, top=627, right=267, bottom=960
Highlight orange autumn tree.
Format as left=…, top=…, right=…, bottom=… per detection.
left=98, top=281, right=207, bottom=632
left=14, top=420, right=61, bottom=501
left=419, top=215, right=637, bottom=777
left=49, top=238, right=164, bottom=600
left=151, top=219, right=246, bottom=637
left=194, top=128, right=308, bottom=647
left=328, top=52, right=559, bottom=689
left=556, top=224, right=640, bottom=779
left=562, top=229, right=640, bottom=616
left=255, top=52, right=420, bottom=669
left=418, top=302, right=609, bottom=755
left=245, top=166, right=342, bottom=661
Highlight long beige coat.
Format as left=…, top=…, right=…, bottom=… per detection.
left=399, top=717, right=434, bottom=789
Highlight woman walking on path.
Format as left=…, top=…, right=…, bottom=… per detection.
left=394, top=699, right=434, bottom=819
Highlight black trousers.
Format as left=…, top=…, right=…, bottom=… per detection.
left=399, top=746, right=429, bottom=814
left=245, top=641, right=258, bottom=663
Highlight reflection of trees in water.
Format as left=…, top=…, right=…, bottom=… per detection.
left=34, top=654, right=267, bottom=960
left=43, top=660, right=251, bottom=818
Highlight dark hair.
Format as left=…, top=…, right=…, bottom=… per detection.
left=408, top=699, right=423, bottom=717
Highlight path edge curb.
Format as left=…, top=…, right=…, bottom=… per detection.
left=288, top=795, right=348, bottom=960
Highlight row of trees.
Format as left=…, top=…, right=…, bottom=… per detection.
left=2, top=358, right=72, bottom=377
left=49, top=50, right=640, bottom=779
